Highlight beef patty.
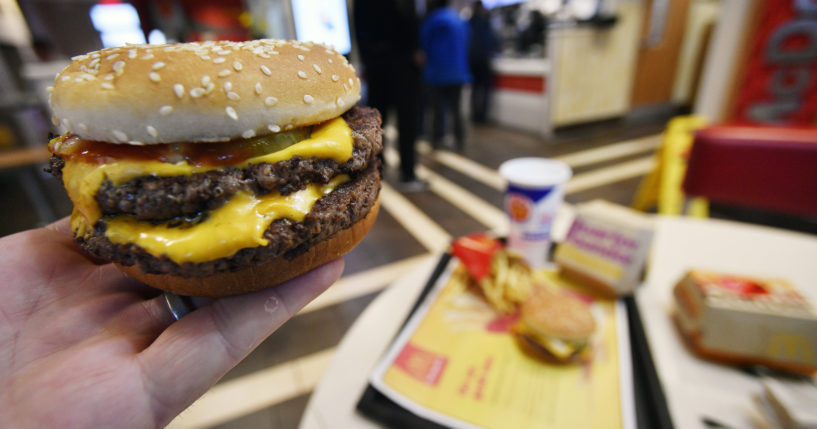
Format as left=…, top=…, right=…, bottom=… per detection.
left=81, top=161, right=380, bottom=278
left=47, top=105, right=382, bottom=222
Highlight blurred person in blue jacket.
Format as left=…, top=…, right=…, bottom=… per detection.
left=468, top=1, right=499, bottom=124
left=421, top=0, right=471, bottom=151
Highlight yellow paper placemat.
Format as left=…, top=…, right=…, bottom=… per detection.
left=371, top=263, right=632, bottom=429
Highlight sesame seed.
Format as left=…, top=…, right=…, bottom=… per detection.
left=142, top=53, right=155, bottom=60
left=74, top=77, right=83, bottom=83
left=298, top=71, right=308, bottom=79
left=61, top=75, right=70, bottom=82
left=313, top=64, right=322, bottom=74
left=149, top=72, right=161, bottom=82
left=337, top=97, right=345, bottom=107
left=268, top=124, right=281, bottom=133
left=297, top=54, right=305, bottom=61
left=331, top=74, right=339, bottom=82
left=218, top=69, right=232, bottom=77
left=260, top=65, right=272, bottom=76
left=205, top=82, right=215, bottom=94
left=174, top=83, right=184, bottom=98
left=113, top=130, right=128, bottom=142
left=190, top=87, right=205, bottom=98
left=128, top=49, right=137, bottom=59
left=213, top=57, right=226, bottom=64
left=129, top=141, right=145, bottom=146
left=224, top=81, right=233, bottom=91
left=46, top=86, right=54, bottom=93
left=106, top=53, right=119, bottom=60
left=152, top=61, right=166, bottom=70
left=242, top=129, right=256, bottom=139
left=159, top=105, right=173, bottom=115
left=147, top=125, right=158, bottom=138
left=225, top=106, right=238, bottom=120
left=112, top=60, right=125, bottom=75
left=104, top=74, right=114, bottom=80
left=201, top=75, right=211, bottom=86
left=233, top=61, right=243, bottom=71
left=328, top=58, right=334, bottom=64
left=255, top=82, right=262, bottom=94
left=200, top=55, right=211, bottom=60
left=89, top=58, right=100, bottom=68
left=264, top=96, right=278, bottom=106
left=348, top=77, right=354, bottom=86
left=304, top=94, right=314, bottom=103
left=227, top=91, right=240, bottom=101
left=101, top=82, right=114, bottom=89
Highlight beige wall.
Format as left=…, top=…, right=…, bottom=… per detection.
left=671, top=0, right=721, bottom=105
left=550, top=1, right=644, bottom=127
left=693, top=0, right=757, bottom=121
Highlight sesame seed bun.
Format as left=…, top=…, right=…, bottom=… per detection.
left=49, top=40, right=361, bottom=144
left=520, top=287, right=596, bottom=341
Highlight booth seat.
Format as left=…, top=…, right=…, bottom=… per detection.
left=683, top=125, right=817, bottom=218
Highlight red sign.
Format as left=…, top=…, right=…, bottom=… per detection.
left=394, top=343, right=448, bottom=386
left=731, top=0, right=817, bottom=125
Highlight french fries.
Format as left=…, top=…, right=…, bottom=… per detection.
left=450, top=234, right=541, bottom=313
left=480, top=249, right=532, bottom=313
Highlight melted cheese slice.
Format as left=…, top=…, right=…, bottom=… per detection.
left=61, top=117, right=355, bottom=262
left=104, top=175, right=348, bottom=263
left=516, top=324, right=587, bottom=360
left=62, top=117, right=353, bottom=237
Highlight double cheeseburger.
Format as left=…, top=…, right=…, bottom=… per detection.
left=46, top=40, right=382, bottom=297
left=513, top=286, right=596, bottom=364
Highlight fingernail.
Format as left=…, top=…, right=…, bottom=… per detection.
left=264, top=294, right=281, bottom=314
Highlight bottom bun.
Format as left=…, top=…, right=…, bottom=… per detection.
left=118, top=199, right=380, bottom=297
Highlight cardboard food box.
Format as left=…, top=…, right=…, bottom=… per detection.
left=554, top=200, right=653, bottom=298
left=673, top=270, right=817, bottom=375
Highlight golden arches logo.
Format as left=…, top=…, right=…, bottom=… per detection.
left=767, top=333, right=816, bottom=363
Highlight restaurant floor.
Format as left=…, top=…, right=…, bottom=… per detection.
left=2, top=109, right=814, bottom=428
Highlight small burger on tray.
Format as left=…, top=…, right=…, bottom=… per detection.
left=513, top=286, right=596, bottom=364
left=46, top=39, right=382, bottom=297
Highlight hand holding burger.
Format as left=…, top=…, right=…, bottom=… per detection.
left=0, top=217, right=344, bottom=427
left=46, top=39, right=382, bottom=297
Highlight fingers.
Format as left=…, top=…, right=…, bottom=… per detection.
left=46, top=216, right=72, bottom=237
left=136, top=258, right=344, bottom=425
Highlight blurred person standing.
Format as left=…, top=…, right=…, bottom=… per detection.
left=468, top=1, right=499, bottom=124
left=421, top=0, right=471, bottom=151
left=354, top=0, right=425, bottom=189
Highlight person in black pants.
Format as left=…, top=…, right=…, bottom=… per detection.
left=354, top=0, right=425, bottom=188
left=468, top=2, right=499, bottom=124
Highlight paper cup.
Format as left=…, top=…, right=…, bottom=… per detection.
left=499, top=158, right=572, bottom=268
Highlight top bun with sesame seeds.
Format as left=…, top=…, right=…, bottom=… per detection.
left=49, top=39, right=361, bottom=144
